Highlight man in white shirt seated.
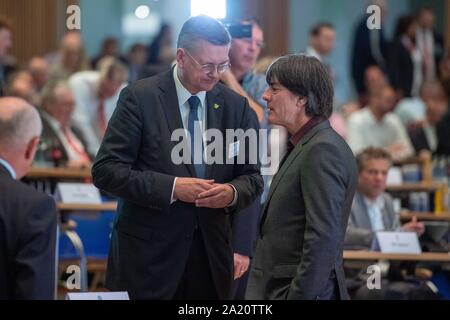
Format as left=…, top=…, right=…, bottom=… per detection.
left=37, top=80, right=91, bottom=168
left=345, top=147, right=424, bottom=249
left=347, top=85, right=415, bottom=161
left=68, top=57, right=128, bottom=155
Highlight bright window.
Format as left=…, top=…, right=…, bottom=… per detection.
left=190, top=0, right=227, bottom=19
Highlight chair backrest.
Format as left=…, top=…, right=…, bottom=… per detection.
left=59, top=211, right=115, bottom=260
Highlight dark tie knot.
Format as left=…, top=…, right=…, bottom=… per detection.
left=188, top=95, right=201, bottom=111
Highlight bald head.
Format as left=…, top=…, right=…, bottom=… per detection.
left=0, top=97, right=42, bottom=150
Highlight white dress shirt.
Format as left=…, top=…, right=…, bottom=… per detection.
left=305, top=46, right=323, bottom=62
left=363, top=196, right=385, bottom=231
left=68, top=70, right=126, bottom=155
left=394, top=97, right=426, bottom=126
left=347, top=107, right=414, bottom=160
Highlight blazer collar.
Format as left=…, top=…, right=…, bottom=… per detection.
left=353, top=192, right=373, bottom=229
left=0, top=159, right=15, bottom=179
left=260, top=120, right=332, bottom=226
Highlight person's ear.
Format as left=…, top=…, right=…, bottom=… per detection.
left=297, top=97, right=307, bottom=108
left=176, top=48, right=185, bottom=68
left=24, top=136, right=40, bottom=162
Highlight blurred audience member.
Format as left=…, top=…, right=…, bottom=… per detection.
left=6, top=70, right=38, bottom=106
left=0, top=17, right=14, bottom=97
left=344, top=148, right=431, bottom=300
left=222, top=20, right=266, bottom=124
left=359, top=65, right=388, bottom=107
left=408, top=81, right=448, bottom=154
left=306, top=22, right=336, bottom=77
left=0, top=97, right=57, bottom=299
left=147, top=24, right=175, bottom=65
left=389, top=16, right=422, bottom=98
left=351, top=0, right=389, bottom=95
left=68, top=57, right=128, bottom=155
left=416, top=6, right=444, bottom=82
left=347, top=85, right=414, bottom=161
left=28, top=57, right=49, bottom=93
left=91, top=37, right=126, bottom=69
left=49, top=32, right=90, bottom=81
left=45, top=31, right=80, bottom=65
left=346, top=148, right=424, bottom=249
left=37, top=81, right=91, bottom=168
left=126, top=43, right=148, bottom=83
left=306, top=22, right=335, bottom=61
left=395, top=80, right=446, bottom=128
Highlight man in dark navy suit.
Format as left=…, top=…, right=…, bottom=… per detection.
left=92, top=15, right=263, bottom=300
left=0, top=97, right=57, bottom=299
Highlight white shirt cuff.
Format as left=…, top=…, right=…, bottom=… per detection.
left=170, top=177, right=178, bottom=204
left=227, top=183, right=238, bottom=207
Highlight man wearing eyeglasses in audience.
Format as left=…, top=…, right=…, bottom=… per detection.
left=92, top=15, right=262, bottom=300
left=220, top=19, right=268, bottom=299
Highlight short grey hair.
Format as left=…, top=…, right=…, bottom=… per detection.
left=41, top=79, right=71, bottom=110
left=177, top=15, right=231, bottom=52
left=0, top=97, right=42, bottom=150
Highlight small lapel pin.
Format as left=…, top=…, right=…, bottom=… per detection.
left=213, top=103, right=220, bottom=109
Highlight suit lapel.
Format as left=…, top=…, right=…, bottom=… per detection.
left=380, top=194, right=392, bottom=229
left=204, top=87, right=224, bottom=179
left=260, top=121, right=332, bottom=228
left=354, top=192, right=373, bottom=229
left=158, top=70, right=196, bottom=177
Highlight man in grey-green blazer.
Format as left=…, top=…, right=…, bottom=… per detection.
left=246, top=55, right=358, bottom=300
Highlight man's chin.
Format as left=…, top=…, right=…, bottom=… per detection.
left=201, top=82, right=217, bottom=91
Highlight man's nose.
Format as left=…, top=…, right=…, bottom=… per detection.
left=209, top=68, right=220, bottom=79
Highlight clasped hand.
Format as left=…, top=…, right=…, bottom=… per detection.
left=174, top=177, right=235, bottom=209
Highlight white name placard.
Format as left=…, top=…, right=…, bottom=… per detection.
left=65, top=292, right=129, bottom=300
left=376, top=231, right=422, bottom=254
left=386, top=167, right=403, bottom=185
left=56, top=183, right=102, bottom=204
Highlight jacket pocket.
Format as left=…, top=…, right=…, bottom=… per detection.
left=115, top=216, right=153, bottom=242
left=273, top=264, right=298, bottom=279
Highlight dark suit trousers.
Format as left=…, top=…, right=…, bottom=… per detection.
left=173, top=228, right=218, bottom=300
